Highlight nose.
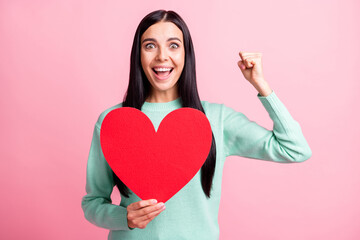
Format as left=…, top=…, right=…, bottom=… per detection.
left=155, top=46, right=169, bottom=62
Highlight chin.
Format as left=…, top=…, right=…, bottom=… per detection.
left=152, top=84, right=177, bottom=92
left=150, top=78, right=177, bottom=89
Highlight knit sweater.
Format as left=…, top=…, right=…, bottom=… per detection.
left=81, top=90, right=312, bottom=240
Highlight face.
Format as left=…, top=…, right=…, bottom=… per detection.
left=140, top=21, right=185, bottom=101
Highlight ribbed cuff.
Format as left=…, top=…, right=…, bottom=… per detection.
left=257, top=91, right=302, bottom=147
left=257, top=90, right=292, bottom=119
left=113, top=206, right=135, bottom=231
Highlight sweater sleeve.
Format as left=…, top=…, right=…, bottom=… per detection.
left=81, top=122, right=133, bottom=231
left=223, top=90, right=312, bottom=162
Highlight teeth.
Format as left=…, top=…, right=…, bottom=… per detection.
left=154, top=67, right=172, bottom=72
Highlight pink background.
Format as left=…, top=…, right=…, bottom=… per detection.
left=1, top=0, right=359, bottom=239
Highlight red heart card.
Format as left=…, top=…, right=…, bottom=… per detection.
left=100, top=107, right=212, bottom=203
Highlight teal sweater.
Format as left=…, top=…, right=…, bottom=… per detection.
left=81, top=90, right=312, bottom=240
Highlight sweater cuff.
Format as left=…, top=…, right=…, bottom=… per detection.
left=257, top=89, right=274, bottom=99
left=112, top=205, right=134, bottom=231
left=256, top=90, right=294, bottom=124
left=257, top=90, right=278, bottom=113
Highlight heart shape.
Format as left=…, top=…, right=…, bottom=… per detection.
left=100, top=107, right=212, bottom=203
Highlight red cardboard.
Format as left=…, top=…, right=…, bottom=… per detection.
left=100, top=107, right=212, bottom=203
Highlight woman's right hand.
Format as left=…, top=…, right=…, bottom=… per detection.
left=127, top=199, right=166, bottom=229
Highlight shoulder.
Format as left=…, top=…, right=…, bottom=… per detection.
left=200, top=99, right=232, bottom=122
left=94, top=102, right=123, bottom=129
left=200, top=99, right=237, bottom=115
left=200, top=99, right=247, bottom=123
left=200, top=99, right=223, bottom=112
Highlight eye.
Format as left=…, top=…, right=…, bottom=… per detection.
left=145, top=43, right=155, bottom=49
left=170, top=43, right=179, bottom=49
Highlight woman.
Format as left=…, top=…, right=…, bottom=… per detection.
left=81, top=9, right=312, bottom=239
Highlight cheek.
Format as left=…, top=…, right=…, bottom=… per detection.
left=140, top=52, right=150, bottom=69
left=174, top=52, right=185, bottom=67
left=140, top=53, right=145, bottom=65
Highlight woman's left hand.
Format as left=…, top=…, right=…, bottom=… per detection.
left=237, top=51, right=273, bottom=97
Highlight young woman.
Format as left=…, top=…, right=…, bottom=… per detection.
left=81, top=9, right=312, bottom=240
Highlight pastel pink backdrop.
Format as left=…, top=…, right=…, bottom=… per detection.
left=1, top=0, right=359, bottom=239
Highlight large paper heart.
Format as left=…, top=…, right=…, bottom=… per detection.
left=100, top=107, right=212, bottom=203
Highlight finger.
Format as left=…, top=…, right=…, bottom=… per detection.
left=128, top=199, right=157, bottom=211
left=239, top=52, right=261, bottom=59
left=239, top=52, right=245, bottom=62
left=243, top=58, right=254, bottom=68
left=137, top=204, right=166, bottom=223
left=129, top=205, right=165, bottom=229
left=237, top=60, right=246, bottom=70
left=137, top=202, right=165, bottom=217
left=241, top=52, right=262, bottom=56
left=239, top=52, right=261, bottom=62
left=242, top=54, right=262, bottom=61
left=240, top=53, right=262, bottom=64
left=132, top=202, right=165, bottom=218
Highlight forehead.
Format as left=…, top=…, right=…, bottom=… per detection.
left=141, top=21, right=183, bottom=41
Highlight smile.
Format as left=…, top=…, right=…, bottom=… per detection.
left=152, top=68, right=174, bottom=80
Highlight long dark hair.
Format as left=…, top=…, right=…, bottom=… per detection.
left=114, top=9, right=217, bottom=198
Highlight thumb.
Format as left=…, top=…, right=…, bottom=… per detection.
left=237, top=60, right=252, bottom=81
left=238, top=60, right=246, bottom=71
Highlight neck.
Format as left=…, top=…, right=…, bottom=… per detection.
left=146, top=89, right=179, bottom=103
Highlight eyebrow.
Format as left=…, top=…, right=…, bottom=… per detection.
left=142, top=37, right=182, bottom=44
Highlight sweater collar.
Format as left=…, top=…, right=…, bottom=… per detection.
left=141, top=97, right=182, bottom=112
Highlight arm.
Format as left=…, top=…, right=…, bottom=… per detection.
left=81, top=122, right=133, bottom=231
left=223, top=90, right=312, bottom=162
left=226, top=51, right=312, bottom=162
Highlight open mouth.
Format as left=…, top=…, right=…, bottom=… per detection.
left=152, top=68, right=174, bottom=79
